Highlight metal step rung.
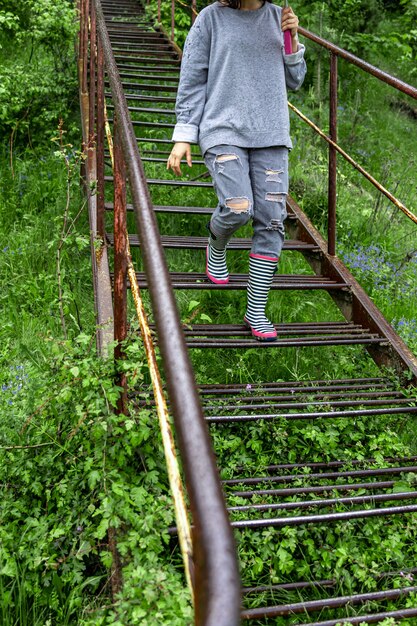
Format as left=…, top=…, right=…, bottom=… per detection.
left=231, top=502, right=417, bottom=528
left=105, top=92, right=177, bottom=102
left=223, top=464, right=417, bottom=487
left=124, top=271, right=350, bottom=291
left=105, top=202, right=211, bottom=214
left=207, top=404, right=416, bottom=422
left=105, top=174, right=211, bottom=186
left=197, top=377, right=387, bottom=395
left=241, top=587, right=417, bottom=620
left=295, top=607, right=417, bottom=626
left=113, top=55, right=180, bottom=65
left=204, top=394, right=410, bottom=413
left=228, top=490, right=417, bottom=514
left=231, top=479, right=406, bottom=500
left=117, top=72, right=179, bottom=82
left=105, top=232, right=319, bottom=251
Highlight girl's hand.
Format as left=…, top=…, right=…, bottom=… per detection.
left=167, top=142, right=192, bottom=176
left=281, top=6, right=299, bottom=49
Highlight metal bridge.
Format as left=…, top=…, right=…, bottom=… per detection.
left=78, top=0, right=417, bottom=623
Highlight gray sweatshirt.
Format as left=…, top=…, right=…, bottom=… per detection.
left=172, top=1, right=306, bottom=156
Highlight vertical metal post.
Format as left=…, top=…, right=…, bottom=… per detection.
left=82, top=0, right=89, bottom=95
left=158, top=0, right=161, bottom=24
left=78, top=0, right=84, bottom=76
left=113, top=117, right=128, bottom=414
left=171, top=0, right=175, bottom=41
left=80, top=0, right=89, bottom=183
left=328, top=52, right=338, bottom=256
left=96, top=36, right=105, bottom=240
left=88, top=0, right=96, bottom=157
left=191, top=0, right=196, bottom=24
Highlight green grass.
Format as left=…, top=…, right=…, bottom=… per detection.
left=0, top=146, right=95, bottom=369
left=1, top=3, right=417, bottom=624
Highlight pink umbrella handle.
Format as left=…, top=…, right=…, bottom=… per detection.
left=284, top=29, right=293, bottom=54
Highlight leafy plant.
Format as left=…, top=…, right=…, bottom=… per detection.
left=0, top=0, right=78, bottom=147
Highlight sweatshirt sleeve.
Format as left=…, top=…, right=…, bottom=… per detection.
left=172, top=12, right=211, bottom=144
left=283, top=43, right=306, bottom=92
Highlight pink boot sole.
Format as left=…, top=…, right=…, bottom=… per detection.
left=244, top=316, right=278, bottom=342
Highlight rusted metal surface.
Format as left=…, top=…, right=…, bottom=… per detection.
left=327, top=52, right=337, bottom=255
left=241, top=586, right=417, bottom=619
left=96, top=36, right=105, bottom=240
left=286, top=195, right=417, bottom=379
left=128, top=270, right=349, bottom=290
left=205, top=396, right=413, bottom=412
left=88, top=0, right=96, bottom=153
left=113, top=118, right=128, bottom=413
left=299, top=26, right=417, bottom=100
left=288, top=102, right=417, bottom=226
left=207, top=405, right=416, bottom=422
left=81, top=0, right=89, bottom=94
left=93, top=2, right=242, bottom=624
left=224, top=466, right=417, bottom=487
left=232, top=481, right=405, bottom=499
left=78, top=0, right=113, bottom=356
left=299, top=609, right=417, bottom=626
left=235, top=503, right=417, bottom=529
left=105, top=201, right=211, bottom=213
left=229, top=491, right=417, bottom=514
left=242, top=567, right=417, bottom=595
left=106, top=232, right=319, bottom=250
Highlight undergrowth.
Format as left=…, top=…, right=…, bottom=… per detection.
left=0, top=332, right=192, bottom=626
left=1, top=0, right=417, bottom=623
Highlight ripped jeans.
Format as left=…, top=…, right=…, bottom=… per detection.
left=203, top=144, right=289, bottom=258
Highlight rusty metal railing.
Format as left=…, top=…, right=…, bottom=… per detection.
left=161, top=0, right=417, bottom=257
left=78, top=0, right=241, bottom=624
left=296, top=25, right=417, bottom=255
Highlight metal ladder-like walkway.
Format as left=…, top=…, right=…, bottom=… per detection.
left=85, top=0, right=417, bottom=623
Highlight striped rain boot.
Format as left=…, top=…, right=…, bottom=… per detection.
left=244, top=253, right=278, bottom=341
left=205, top=223, right=229, bottom=285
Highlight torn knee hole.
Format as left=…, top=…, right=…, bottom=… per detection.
left=215, top=154, right=239, bottom=162
left=225, top=197, right=250, bottom=213
left=266, top=218, right=284, bottom=232
left=265, top=169, right=283, bottom=183
left=265, top=192, right=285, bottom=203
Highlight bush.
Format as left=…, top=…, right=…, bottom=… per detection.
left=0, top=333, right=192, bottom=625
left=0, top=0, right=78, bottom=146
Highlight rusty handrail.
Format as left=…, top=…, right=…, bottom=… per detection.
left=83, top=1, right=241, bottom=624
left=295, top=26, right=417, bottom=254
left=288, top=101, right=417, bottom=226
left=298, top=26, right=417, bottom=100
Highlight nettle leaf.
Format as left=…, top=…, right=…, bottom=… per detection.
left=187, top=299, right=200, bottom=312
left=392, top=481, right=415, bottom=493
left=87, top=470, right=101, bottom=490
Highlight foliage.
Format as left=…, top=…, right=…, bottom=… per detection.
left=0, top=144, right=92, bottom=362
left=0, top=333, right=192, bottom=625
left=0, top=0, right=78, bottom=146
left=0, top=132, right=193, bottom=623
left=1, top=0, right=417, bottom=623
left=144, top=0, right=194, bottom=48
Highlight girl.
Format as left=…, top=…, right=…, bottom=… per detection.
left=167, top=0, right=306, bottom=341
